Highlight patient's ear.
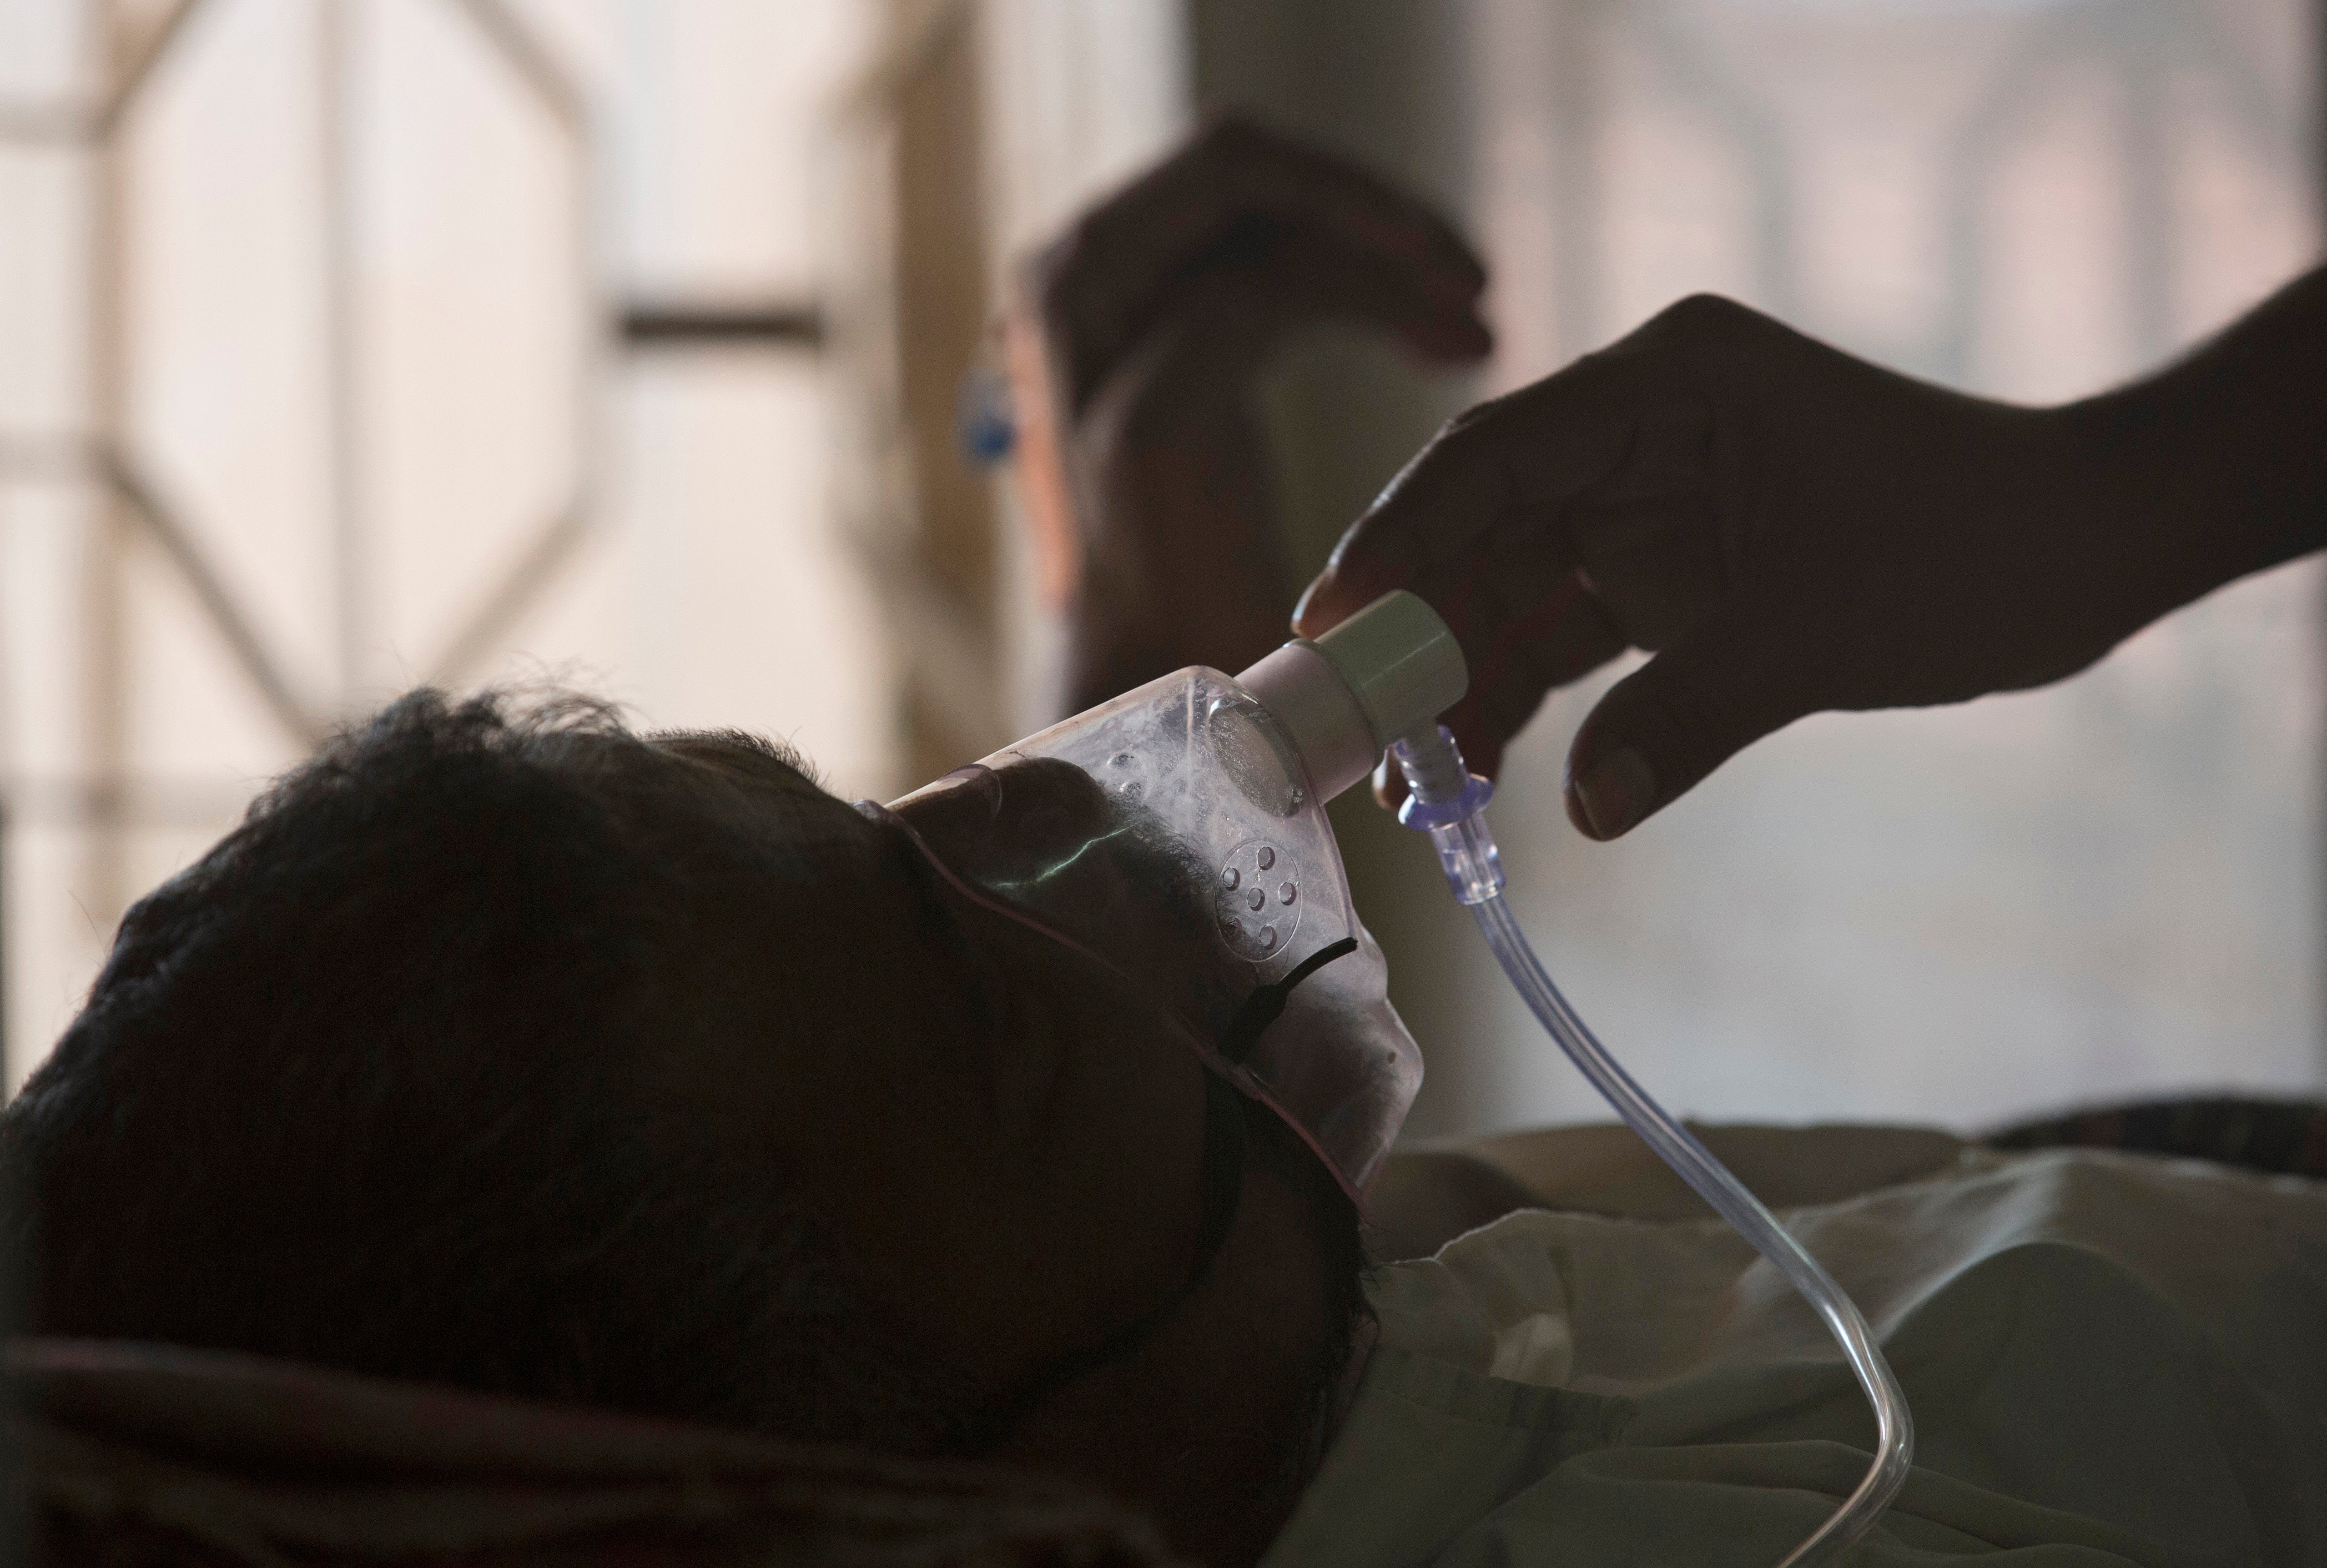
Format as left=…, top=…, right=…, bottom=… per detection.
left=1361, top=1151, right=1542, bottom=1262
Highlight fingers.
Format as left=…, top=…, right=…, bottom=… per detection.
left=1293, top=332, right=1737, bottom=816
left=1359, top=525, right=1630, bottom=806
left=1549, top=401, right=1723, bottom=648
left=1294, top=381, right=1657, bottom=639
left=1467, top=573, right=1631, bottom=749
left=1561, top=598, right=1818, bottom=839
left=1298, top=295, right=1771, bottom=642
left=1369, top=570, right=1628, bottom=809
left=1293, top=374, right=1711, bottom=773
left=1035, top=116, right=1490, bottom=410
left=1409, top=553, right=1628, bottom=788
left=1293, top=292, right=1868, bottom=831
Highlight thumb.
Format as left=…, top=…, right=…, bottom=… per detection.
left=1561, top=607, right=1813, bottom=840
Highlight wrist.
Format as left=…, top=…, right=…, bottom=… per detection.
left=2061, top=267, right=2327, bottom=611
left=2052, top=372, right=2303, bottom=631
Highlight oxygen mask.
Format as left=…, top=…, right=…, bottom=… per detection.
left=863, top=592, right=1463, bottom=1198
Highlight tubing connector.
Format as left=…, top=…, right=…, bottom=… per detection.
left=1236, top=592, right=1467, bottom=806
left=1393, top=726, right=1505, bottom=905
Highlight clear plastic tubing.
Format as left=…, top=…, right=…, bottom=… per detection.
left=1393, top=726, right=1914, bottom=1568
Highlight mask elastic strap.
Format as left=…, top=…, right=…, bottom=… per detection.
left=1217, top=937, right=1360, bottom=1065
left=954, top=1071, right=1247, bottom=1453
left=853, top=800, right=1143, bottom=995
left=954, top=948, right=1355, bottom=1455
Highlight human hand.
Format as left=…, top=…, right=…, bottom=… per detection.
left=1010, top=116, right=1491, bottom=712
left=1296, top=294, right=2248, bottom=837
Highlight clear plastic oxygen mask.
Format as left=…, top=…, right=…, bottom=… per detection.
left=870, top=590, right=1912, bottom=1565
left=868, top=590, right=1462, bottom=1197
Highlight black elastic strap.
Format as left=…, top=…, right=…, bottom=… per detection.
left=958, top=1072, right=1246, bottom=1451
left=954, top=936, right=1358, bottom=1452
left=1217, top=937, right=1360, bottom=1065
left=1190, top=1070, right=1249, bottom=1270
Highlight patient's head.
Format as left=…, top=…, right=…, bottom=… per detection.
left=0, top=689, right=1362, bottom=1562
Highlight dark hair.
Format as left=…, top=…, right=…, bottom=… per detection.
left=0, top=689, right=963, bottom=1447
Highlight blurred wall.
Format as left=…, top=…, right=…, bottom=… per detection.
left=0, top=0, right=895, bottom=1084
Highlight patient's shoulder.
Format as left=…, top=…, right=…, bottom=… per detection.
left=1363, top=1151, right=1544, bottom=1262
left=1365, top=1122, right=1972, bottom=1260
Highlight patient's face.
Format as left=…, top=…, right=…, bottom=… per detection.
left=654, top=734, right=1360, bottom=1559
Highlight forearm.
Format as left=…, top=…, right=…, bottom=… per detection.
left=1062, top=403, right=1294, bottom=713
left=2071, top=262, right=2327, bottom=616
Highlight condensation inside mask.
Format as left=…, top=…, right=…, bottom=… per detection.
left=883, top=666, right=1424, bottom=1199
